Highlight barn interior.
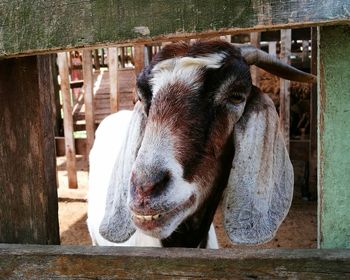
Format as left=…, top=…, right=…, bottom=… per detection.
left=55, top=28, right=318, bottom=248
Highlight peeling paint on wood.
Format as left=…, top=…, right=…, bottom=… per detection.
left=318, top=25, right=350, bottom=249
left=0, top=0, right=349, bottom=58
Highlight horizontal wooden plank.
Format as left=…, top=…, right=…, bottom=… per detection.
left=0, top=0, right=349, bottom=58
left=0, top=245, right=349, bottom=279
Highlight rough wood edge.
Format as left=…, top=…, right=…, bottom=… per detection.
left=0, top=245, right=349, bottom=279
left=1, top=20, right=349, bottom=59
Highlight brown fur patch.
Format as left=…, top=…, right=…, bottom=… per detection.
left=134, top=40, right=254, bottom=247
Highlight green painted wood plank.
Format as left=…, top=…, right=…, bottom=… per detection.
left=0, top=0, right=349, bottom=58
left=318, top=25, right=350, bottom=249
left=0, top=244, right=350, bottom=279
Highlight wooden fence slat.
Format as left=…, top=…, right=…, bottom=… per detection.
left=268, top=41, right=277, bottom=56
left=0, top=56, right=59, bottom=244
left=1, top=1, right=349, bottom=58
left=318, top=25, right=350, bottom=249
left=82, top=50, right=95, bottom=157
left=279, top=29, right=292, bottom=151
left=0, top=245, right=349, bottom=279
left=309, top=27, right=318, bottom=197
left=108, top=48, right=119, bottom=112
left=134, top=45, right=145, bottom=76
left=93, top=49, right=100, bottom=71
left=250, top=32, right=261, bottom=87
left=57, top=52, right=78, bottom=189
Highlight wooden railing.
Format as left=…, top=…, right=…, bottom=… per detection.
left=0, top=1, right=349, bottom=278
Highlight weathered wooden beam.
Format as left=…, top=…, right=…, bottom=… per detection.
left=0, top=0, right=349, bottom=58
left=0, top=245, right=349, bottom=279
left=318, top=25, right=350, bottom=249
left=57, top=52, right=78, bottom=189
left=82, top=50, right=95, bottom=157
left=0, top=56, right=59, bottom=244
left=250, top=32, right=261, bottom=87
left=108, top=48, right=119, bottom=112
left=279, top=29, right=292, bottom=151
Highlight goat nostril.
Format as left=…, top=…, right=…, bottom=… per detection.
left=137, top=182, right=154, bottom=194
left=154, top=171, right=170, bottom=190
left=133, top=170, right=171, bottom=197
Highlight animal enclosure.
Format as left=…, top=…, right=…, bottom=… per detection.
left=56, top=31, right=318, bottom=249
left=0, top=0, right=350, bottom=278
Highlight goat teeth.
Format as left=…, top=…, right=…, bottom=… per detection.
left=133, top=213, right=162, bottom=221
left=152, top=214, right=161, bottom=220
left=143, top=215, right=153, bottom=221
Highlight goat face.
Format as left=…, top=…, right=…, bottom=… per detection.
left=98, top=40, right=313, bottom=246
left=129, top=41, right=252, bottom=239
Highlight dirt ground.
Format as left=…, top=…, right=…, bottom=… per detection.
left=57, top=156, right=317, bottom=248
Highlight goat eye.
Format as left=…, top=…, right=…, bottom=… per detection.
left=229, top=95, right=245, bottom=105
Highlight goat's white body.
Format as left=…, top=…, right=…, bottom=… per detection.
left=87, top=111, right=218, bottom=248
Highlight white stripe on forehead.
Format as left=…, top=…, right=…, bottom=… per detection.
left=150, top=52, right=227, bottom=96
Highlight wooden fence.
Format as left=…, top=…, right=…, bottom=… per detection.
left=1, top=245, right=350, bottom=279
left=0, top=0, right=349, bottom=278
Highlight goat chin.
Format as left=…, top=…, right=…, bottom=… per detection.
left=88, top=221, right=218, bottom=249
left=87, top=110, right=219, bottom=249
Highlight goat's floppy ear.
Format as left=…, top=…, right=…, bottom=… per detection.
left=99, top=102, right=146, bottom=242
left=223, top=88, right=293, bottom=244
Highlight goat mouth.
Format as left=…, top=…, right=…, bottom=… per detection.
left=130, top=195, right=195, bottom=232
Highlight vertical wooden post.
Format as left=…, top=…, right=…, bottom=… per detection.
left=82, top=50, right=95, bottom=157
left=250, top=32, right=261, bottom=87
left=93, top=49, right=100, bottom=71
left=268, top=41, right=277, bottom=56
left=318, top=26, right=350, bottom=249
left=57, top=52, right=78, bottom=189
left=302, top=40, right=309, bottom=63
left=108, top=47, right=119, bottom=113
left=279, top=29, right=292, bottom=151
left=0, top=55, right=60, bottom=244
left=120, top=47, right=125, bottom=68
left=134, top=45, right=145, bottom=75
left=101, top=48, right=105, bottom=66
left=309, top=28, right=318, bottom=197
left=134, top=45, right=145, bottom=102
left=145, top=45, right=152, bottom=66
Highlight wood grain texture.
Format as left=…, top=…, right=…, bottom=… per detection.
left=0, top=0, right=349, bottom=58
left=318, top=25, right=350, bottom=249
left=309, top=27, right=318, bottom=196
left=82, top=50, right=95, bottom=156
left=108, top=48, right=119, bottom=113
left=0, top=245, right=349, bottom=279
left=279, top=29, right=292, bottom=151
left=57, top=52, right=78, bottom=189
left=0, top=56, right=59, bottom=245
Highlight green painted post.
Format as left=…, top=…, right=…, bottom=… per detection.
left=318, top=25, right=350, bottom=248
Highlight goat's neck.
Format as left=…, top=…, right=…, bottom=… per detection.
left=161, top=133, right=235, bottom=248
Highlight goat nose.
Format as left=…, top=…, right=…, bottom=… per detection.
left=131, top=170, right=170, bottom=197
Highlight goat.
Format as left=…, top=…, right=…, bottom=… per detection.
left=87, top=40, right=315, bottom=248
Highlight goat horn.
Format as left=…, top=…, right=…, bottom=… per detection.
left=234, top=44, right=316, bottom=83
